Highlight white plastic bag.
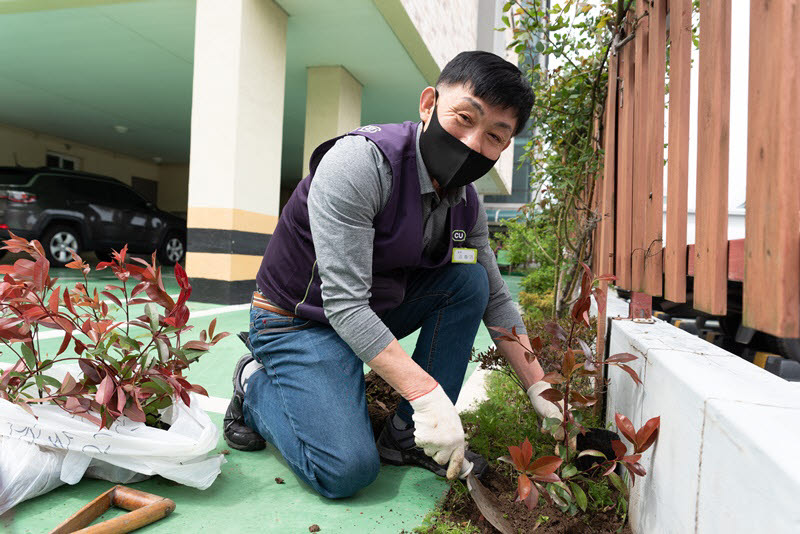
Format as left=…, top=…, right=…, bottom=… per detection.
left=0, top=364, right=225, bottom=514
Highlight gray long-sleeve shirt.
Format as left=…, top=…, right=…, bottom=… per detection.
left=307, top=123, right=525, bottom=363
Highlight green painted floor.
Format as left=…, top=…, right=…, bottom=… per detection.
left=0, top=265, right=513, bottom=533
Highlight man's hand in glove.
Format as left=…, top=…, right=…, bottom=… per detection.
left=527, top=381, right=570, bottom=441
left=410, top=383, right=472, bottom=480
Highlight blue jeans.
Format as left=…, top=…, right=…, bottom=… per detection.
left=242, top=263, right=489, bottom=498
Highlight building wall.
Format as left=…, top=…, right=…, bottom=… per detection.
left=0, top=122, right=189, bottom=214
left=157, top=163, right=190, bottom=216
left=0, top=122, right=159, bottom=185
left=399, top=0, right=479, bottom=68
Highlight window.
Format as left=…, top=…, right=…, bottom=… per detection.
left=102, top=183, right=149, bottom=209
left=45, top=152, right=80, bottom=171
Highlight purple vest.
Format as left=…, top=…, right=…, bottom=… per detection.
left=256, top=121, right=480, bottom=324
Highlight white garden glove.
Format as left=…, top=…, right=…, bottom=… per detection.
left=410, top=383, right=472, bottom=480
left=527, top=381, right=567, bottom=441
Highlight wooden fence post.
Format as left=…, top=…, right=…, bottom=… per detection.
left=664, top=0, right=692, bottom=303
left=644, top=0, right=667, bottom=296
left=694, top=0, right=731, bottom=315
left=743, top=0, right=800, bottom=338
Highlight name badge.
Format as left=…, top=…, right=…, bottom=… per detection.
left=452, top=248, right=477, bottom=264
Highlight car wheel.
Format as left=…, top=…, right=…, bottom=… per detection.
left=42, top=225, right=82, bottom=268
left=158, top=233, right=185, bottom=266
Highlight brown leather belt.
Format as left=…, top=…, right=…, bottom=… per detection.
left=252, top=291, right=298, bottom=318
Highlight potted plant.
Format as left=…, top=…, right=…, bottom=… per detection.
left=0, top=233, right=227, bottom=514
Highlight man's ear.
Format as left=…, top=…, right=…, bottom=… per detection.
left=419, top=86, right=436, bottom=127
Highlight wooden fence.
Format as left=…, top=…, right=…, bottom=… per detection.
left=593, top=0, right=799, bottom=342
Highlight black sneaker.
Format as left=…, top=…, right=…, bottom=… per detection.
left=376, top=415, right=488, bottom=480
left=223, top=354, right=267, bottom=452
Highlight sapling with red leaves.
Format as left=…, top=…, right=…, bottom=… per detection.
left=489, top=262, right=661, bottom=515
left=0, top=232, right=228, bottom=429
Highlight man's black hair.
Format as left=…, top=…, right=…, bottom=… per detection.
left=436, top=51, right=533, bottom=137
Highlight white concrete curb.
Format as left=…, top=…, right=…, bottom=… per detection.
left=606, top=312, right=800, bottom=533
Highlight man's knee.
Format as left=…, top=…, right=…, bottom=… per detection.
left=453, top=263, right=489, bottom=308
left=313, top=445, right=380, bottom=499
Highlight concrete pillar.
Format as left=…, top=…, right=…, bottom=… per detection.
left=186, top=0, right=287, bottom=304
left=301, top=66, right=362, bottom=177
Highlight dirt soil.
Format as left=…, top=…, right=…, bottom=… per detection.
left=365, top=370, right=403, bottom=440
left=365, top=371, right=631, bottom=534
left=439, top=466, right=632, bottom=534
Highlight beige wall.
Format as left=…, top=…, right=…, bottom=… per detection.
left=0, top=122, right=189, bottom=213
left=399, top=0, right=479, bottom=69
left=0, top=122, right=158, bottom=185
left=157, top=163, right=189, bottom=215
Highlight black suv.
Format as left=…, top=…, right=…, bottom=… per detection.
left=0, top=167, right=186, bottom=267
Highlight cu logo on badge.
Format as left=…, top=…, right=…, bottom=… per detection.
left=357, top=125, right=381, bottom=133
left=452, top=229, right=466, bottom=242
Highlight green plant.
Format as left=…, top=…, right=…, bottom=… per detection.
left=491, top=262, right=660, bottom=515
left=0, top=233, right=227, bottom=429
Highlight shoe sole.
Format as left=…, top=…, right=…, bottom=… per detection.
left=223, top=432, right=267, bottom=452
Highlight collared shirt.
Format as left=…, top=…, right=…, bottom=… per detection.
left=307, top=123, right=525, bottom=362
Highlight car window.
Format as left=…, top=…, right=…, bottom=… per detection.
left=34, top=175, right=73, bottom=196
left=102, top=183, right=149, bottom=209
left=0, top=170, right=33, bottom=186
left=67, top=178, right=107, bottom=203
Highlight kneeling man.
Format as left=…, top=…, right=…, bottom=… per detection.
left=224, top=51, right=559, bottom=498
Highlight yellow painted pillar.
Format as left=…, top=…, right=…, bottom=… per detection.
left=301, top=66, right=363, bottom=177
left=186, top=0, right=287, bottom=304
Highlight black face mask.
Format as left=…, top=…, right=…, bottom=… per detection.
left=419, top=102, right=498, bottom=190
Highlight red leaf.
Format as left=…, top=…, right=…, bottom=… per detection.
left=538, top=387, right=564, bottom=404
left=508, top=444, right=526, bottom=470
left=628, top=462, right=647, bottom=477
left=611, top=439, right=627, bottom=460
left=33, top=257, right=48, bottom=290
left=208, top=318, right=217, bottom=340
left=606, top=353, right=638, bottom=364
left=601, top=461, right=617, bottom=476
left=615, top=414, right=637, bottom=445
left=518, top=474, right=532, bottom=500
left=131, top=281, right=147, bottom=297
left=592, top=286, right=607, bottom=317
left=489, top=325, right=517, bottom=341
left=520, top=438, right=533, bottom=468
left=183, top=340, right=210, bottom=351
left=57, top=331, right=72, bottom=356
left=179, top=387, right=191, bottom=407
left=48, top=290, right=59, bottom=313
left=617, top=364, right=643, bottom=385
left=569, top=391, right=597, bottom=407
left=115, top=386, right=126, bottom=413
left=562, top=348, right=576, bottom=377
left=95, top=374, right=114, bottom=405
left=541, top=372, right=565, bottom=384
left=522, top=482, right=539, bottom=510
left=635, top=416, right=661, bottom=453
left=529, top=455, right=562, bottom=477
left=188, top=383, right=209, bottom=397
left=533, top=472, right=560, bottom=484
left=101, top=291, right=122, bottom=307
left=63, top=288, right=76, bottom=315
left=123, top=402, right=147, bottom=423
left=530, top=335, right=543, bottom=352
left=545, top=322, right=567, bottom=341
left=622, top=454, right=642, bottom=464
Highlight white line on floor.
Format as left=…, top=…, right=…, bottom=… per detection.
left=197, top=395, right=231, bottom=414
left=30, top=302, right=250, bottom=341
